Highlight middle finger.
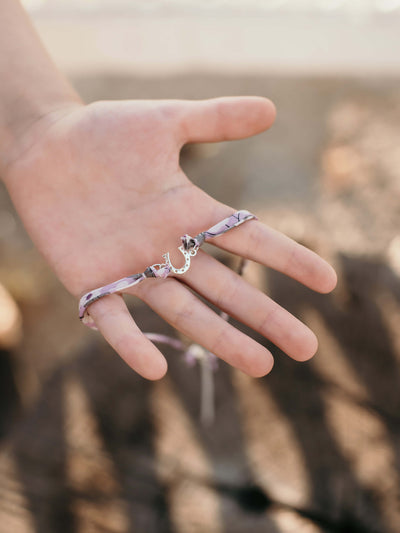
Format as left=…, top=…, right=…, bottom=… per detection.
left=176, top=249, right=318, bottom=361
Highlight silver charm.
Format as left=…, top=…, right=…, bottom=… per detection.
left=162, top=245, right=199, bottom=275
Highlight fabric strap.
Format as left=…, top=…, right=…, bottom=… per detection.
left=79, top=209, right=257, bottom=329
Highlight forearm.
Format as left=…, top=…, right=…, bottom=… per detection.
left=0, top=0, right=82, bottom=177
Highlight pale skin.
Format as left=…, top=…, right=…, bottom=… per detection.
left=0, top=0, right=337, bottom=380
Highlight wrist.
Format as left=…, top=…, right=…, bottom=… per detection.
left=0, top=97, right=84, bottom=182
left=0, top=0, right=85, bottom=181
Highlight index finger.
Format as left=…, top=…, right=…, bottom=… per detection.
left=206, top=207, right=337, bottom=294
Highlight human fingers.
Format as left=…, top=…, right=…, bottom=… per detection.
left=174, top=96, right=276, bottom=145
left=86, top=293, right=168, bottom=380
left=203, top=204, right=337, bottom=294
left=129, top=277, right=274, bottom=378
left=177, top=249, right=318, bottom=361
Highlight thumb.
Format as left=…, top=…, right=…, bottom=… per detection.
left=175, top=96, right=276, bottom=145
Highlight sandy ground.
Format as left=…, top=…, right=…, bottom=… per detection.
left=1, top=73, right=400, bottom=532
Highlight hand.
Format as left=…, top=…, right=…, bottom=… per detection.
left=2, top=97, right=337, bottom=380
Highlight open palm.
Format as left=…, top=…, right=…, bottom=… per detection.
left=3, top=97, right=337, bottom=380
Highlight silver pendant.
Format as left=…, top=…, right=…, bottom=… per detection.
left=162, top=245, right=198, bottom=275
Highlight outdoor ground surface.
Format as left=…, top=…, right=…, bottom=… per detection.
left=1, top=74, right=400, bottom=532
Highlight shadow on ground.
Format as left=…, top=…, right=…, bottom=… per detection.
left=1, top=252, right=400, bottom=532
left=1, top=74, right=400, bottom=532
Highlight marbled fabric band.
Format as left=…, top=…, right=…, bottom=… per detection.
left=79, top=209, right=257, bottom=329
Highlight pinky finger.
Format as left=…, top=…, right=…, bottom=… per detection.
left=87, top=293, right=168, bottom=380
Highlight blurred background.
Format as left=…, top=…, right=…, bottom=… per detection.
left=1, top=0, right=400, bottom=531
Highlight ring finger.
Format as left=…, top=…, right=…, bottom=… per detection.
left=128, top=277, right=274, bottom=378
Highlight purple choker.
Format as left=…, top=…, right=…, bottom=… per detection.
left=79, top=209, right=257, bottom=329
